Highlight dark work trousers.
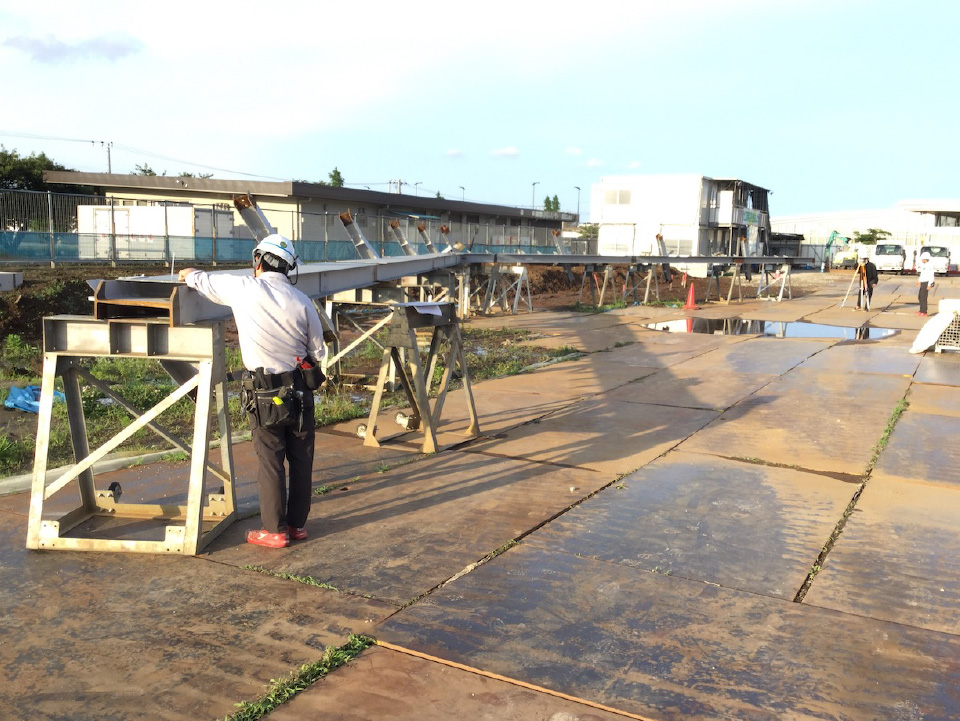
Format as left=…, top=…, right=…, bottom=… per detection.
left=249, top=394, right=315, bottom=533
left=919, top=282, right=930, bottom=314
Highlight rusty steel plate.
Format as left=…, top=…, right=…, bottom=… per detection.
left=376, top=542, right=960, bottom=720
left=612, top=368, right=778, bottom=411
left=585, top=333, right=732, bottom=371
left=205, top=451, right=603, bottom=607
left=268, top=645, right=628, bottom=721
left=389, top=387, right=576, bottom=454
left=465, top=397, right=719, bottom=476
left=517, top=323, right=657, bottom=352
left=672, top=336, right=832, bottom=376
left=796, top=342, right=922, bottom=376
left=914, top=351, right=960, bottom=385
left=0, top=513, right=392, bottom=721
left=526, top=451, right=854, bottom=599
left=803, top=472, right=960, bottom=635
left=903, top=383, right=960, bottom=416
left=680, top=368, right=912, bottom=477
left=476, top=355, right=659, bottom=400
left=871, top=411, right=960, bottom=487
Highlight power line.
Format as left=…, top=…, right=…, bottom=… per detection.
left=0, top=130, right=289, bottom=181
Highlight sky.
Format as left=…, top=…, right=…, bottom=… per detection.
left=1, top=0, right=958, bottom=222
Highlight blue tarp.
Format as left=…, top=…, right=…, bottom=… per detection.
left=4, top=385, right=65, bottom=413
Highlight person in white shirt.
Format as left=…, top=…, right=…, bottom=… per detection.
left=916, top=251, right=936, bottom=316
left=179, top=234, right=326, bottom=548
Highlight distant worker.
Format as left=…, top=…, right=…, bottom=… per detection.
left=855, top=254, right=878, bottom=311
left=916, top=251, right=935, bottom=316
left=178, top=234, right=327, bottom=549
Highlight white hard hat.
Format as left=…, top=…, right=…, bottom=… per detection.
left=920, top=251, right=931, bottom=261
left=254, top=233, right=298, bottom=270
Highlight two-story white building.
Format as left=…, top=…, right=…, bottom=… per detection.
left=591, top=174, right=772, bottom=273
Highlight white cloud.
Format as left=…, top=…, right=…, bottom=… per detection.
left=628, top=160, right=642, bottom=169
left=492, top=146, right=520, bottom=158
left=446, top=149, right=464, bottom=158
left=4, top=32, right=142, bottom=63
left=565, top=147, right=582, bottom=156
left=586, top=158, right=604, bottom=168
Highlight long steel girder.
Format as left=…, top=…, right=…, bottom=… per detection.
left=94, top=253, right=813, bottom=326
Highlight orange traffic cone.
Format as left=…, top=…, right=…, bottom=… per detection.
left=684, top=282, right=698, bottom=310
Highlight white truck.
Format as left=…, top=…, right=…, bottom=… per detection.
left=872, top=243, right=906, bottom=274
left=919, top=245, right=950, bottom=275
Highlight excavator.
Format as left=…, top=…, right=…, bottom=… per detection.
left=825, top=230, right=855, bottom=270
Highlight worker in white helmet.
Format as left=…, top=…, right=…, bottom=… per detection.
left=178, top=234, right=326, bottom=548
left=916, top=250, right=936, bottom=316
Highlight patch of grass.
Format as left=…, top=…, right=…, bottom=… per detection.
left=313, top=484, right=336, bottom=496
left=242, top=565, right=339, bottom=591
left=0, top=334, right=40, bottom=378
left=572, top=298, right=627, bottom=313
left=0, top=435, right=33, bottom=475
left=220, top=635, right=374, bottom=721
left=314, top=391, right=369, bottom=426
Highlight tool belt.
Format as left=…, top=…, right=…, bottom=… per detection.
left=241, top=367, right=315, bottom=430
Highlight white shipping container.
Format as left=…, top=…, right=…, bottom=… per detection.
left=76, top=205, right=234, bottom=261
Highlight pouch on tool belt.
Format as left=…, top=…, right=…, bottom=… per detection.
left=255, top=386, right=300, bottom=428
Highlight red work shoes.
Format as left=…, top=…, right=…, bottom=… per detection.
left=245, top=529, right=290, bottom=548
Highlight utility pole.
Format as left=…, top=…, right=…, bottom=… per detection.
left=93, top=141, right=113, bottom=173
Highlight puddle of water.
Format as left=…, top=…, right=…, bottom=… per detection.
left=644, top=318, right=898, bottom=339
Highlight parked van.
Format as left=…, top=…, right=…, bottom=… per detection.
left=919, top=245, right=950, bottom=275
left=872, top=243, right=906, bottom=273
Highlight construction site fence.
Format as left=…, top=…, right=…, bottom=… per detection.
left=0, top=189, right=592, bottom=264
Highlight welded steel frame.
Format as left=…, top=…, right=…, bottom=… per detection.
left=757, top=263, right=794, bottom=302
left=360, top=303, right=480, bottom=454
left=26, top=316, right=237, bottom=555
left=578, top=264, right=615, bottom=308
left=483, top=264, right=533, bottom=315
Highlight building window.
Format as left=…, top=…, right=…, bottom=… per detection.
left=604, top=189, right=631, bottom=205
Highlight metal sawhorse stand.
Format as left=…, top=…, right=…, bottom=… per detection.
left=26, top=316, right=238, bottom=554
left=579, top=264, right=615, bottom=308
left=483, top=264, right=533, bottom=315
left=757, top=263, right=794, bottom=301
left=358, top=302, right=480, bottom=454
left=703, top=263, right=747, bottom=305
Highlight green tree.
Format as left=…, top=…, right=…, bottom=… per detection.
left=853, top=228, right=891, bottom=245
left=133, top=163, right=165, bottom=176
left=577, top=223, right=599, bottom=240
left=436, top=191, right=444, bottom=199
left=1, top=146, right=69, bottom=191
left=552, top=194, right=560, bottom=211
left=328, top=167, right=344, bottom=187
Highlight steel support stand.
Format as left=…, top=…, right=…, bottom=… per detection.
left=358, top=303, right=480, bottom=454
left=483, top=264, right=532, bottom=315
left=26, top=317, right=237, bottom=555
left=579, top=264, right=614, bottom=307
left=757, top=264, right=793, bottom=302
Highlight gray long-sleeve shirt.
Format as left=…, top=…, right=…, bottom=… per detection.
left=184, top=270, right=326, bottom=374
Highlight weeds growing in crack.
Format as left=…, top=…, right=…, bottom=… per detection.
left=219, top=635, right=373, bottom=721
left=243, top=565, right=338, bottom=592
left=793, top=392, right=910, bottom=603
